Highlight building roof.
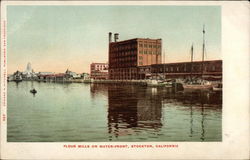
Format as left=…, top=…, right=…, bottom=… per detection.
left=110, top=38, right=162, bottom=45
left=91, top=62, right=108, bottom=65
left=152, top=60, right=222, bottom=66
left=38, top=72, right=54, bottom=75
left=41, top=73, right=66, bottom=78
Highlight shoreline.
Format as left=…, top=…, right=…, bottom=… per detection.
left=9, top=79, right=150, bottom=86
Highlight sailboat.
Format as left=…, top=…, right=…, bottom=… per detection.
left=182, top=26, right=212, bottom=91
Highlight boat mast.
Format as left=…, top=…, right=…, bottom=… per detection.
left=163, top=49, right=165, bottom=78
left=190, top=44, right=194, bottom=81
left=163, top=49, right=165, bottom=64
left=201, top=25, right=205, bottom=78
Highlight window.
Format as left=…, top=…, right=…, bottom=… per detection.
left=144, top=50, right=147, bottom=54
left=139, top=62, right=143, bottom=65
left=212, top=66, right=216, bottom=71
left=144, top=44, right=148, bottom=48
left=139, top=43, right=143, bottom=47
left=139, top=51, right=143, bottom=54
left=139, top=56, right=143, bottom=60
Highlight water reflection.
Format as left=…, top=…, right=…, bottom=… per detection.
left=90, top=83, right=109, bottom=99
left=15, top=81, right=20, bottom=88
left=201, top=104, right=205, bottom=141
left=90, top=84, right=222, bottom=141
left=8, top=82, right=221, bottom=142
left=107, top=85, right=163, bottom=139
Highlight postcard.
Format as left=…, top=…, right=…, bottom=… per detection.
left=1, top=1, right=249, bottom=159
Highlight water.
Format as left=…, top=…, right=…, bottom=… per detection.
left=7, top=81, right=222, bottom=142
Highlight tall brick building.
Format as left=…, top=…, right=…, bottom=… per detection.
left=108, top=33, right=162, bottom=80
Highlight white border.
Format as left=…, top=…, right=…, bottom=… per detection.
left=1, top=1, right=249, bottom=159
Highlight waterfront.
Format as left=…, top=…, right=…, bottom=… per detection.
left=7, top=81, right=222, bottom=142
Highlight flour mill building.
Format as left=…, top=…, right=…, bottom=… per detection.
left=108, top=32, right=162, bottom=80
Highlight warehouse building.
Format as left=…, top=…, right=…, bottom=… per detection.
left=138, top=60, right=222, bottom=80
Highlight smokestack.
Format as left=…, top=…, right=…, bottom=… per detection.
left=109, top=32, right=112, bottom=43
left=114, top=33, right=119, bottom=42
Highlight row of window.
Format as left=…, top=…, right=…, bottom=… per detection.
left=150, top=65, right=217, bottom=73
left=110, top=72, right=138, bottom=75
left=91, top=64, right=107, bottom=67
left=110, top=57, right=137, bottom=62
left=139, top=68, right=151, bottom=72
left=139, top=50, right=161, bottom=55
left=110, top=55, right=137, bottom=59
left=110, top=50, right=137, bottom=56
left=110, top=50, right=161, bottom=56
left=110, top=44, right=137, bottom=51
left=110, top=69, right=137, bottom=72
left=110, top=76, right=138, bottom=80
left=111, top=43, right=161, bottom=51
left=139, top=43, right=161, bottom=49
left=111, top=62, right=137, bottom=67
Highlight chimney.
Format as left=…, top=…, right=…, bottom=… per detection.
left=109, top=32, right=112, bottom=43
left=114, top=33, right=119, bottom=42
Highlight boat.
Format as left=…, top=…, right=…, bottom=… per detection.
left=147, top=79, right=173, bottom=87
left=182, top=26, right=212, bottom=91
left=30, top=89, right=37, bottom=94
left=163, top=80, right=173, bottom=88
left=213, top=83, right=222, bottom=91
left=147, top=79, right=165, bottom=87
left=183, top=80, right=212, bottom=90
left=164, top=82, right=173, bottom=88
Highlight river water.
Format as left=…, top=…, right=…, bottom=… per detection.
left=7, top=81, right=222, bottom=142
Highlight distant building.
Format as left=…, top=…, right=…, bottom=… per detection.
left=12, top=70, right=23, bottom=81
left=37, top=72, right=54, bottom=76
left=81, top=73, right=90, bottom=80
left=37, top=72, right=55, bottom=81
left=108, top=32, right=162, bottom=80
left=37, top=73, right=67, bottom=82
left=65, top=69, right=81, bottom=79
left=90, top=63, right=108, bottom=79
left=22, top=62, right=36, bottom=79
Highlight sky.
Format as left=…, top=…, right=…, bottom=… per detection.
left=7, top=5, right=221, bottom=74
